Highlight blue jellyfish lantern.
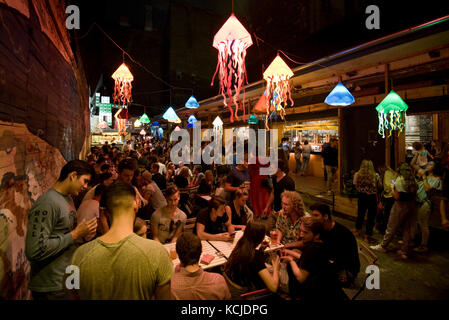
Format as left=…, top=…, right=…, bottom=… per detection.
left=324, top=82, right=355, bottom=106
left=162, top=106, right=179, bottom=122
left=185, top=96, right=200, bottom=109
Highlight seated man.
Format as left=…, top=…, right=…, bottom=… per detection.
left=310, top=203, right=360, bottom=287
left=171, top=232, right=231, bottom=300
left=195, top=196, right=234, bottom=241
left=70, top=183, right=173, bottom=299
left=281, top=216, right=346, bottom=300
left=151, top=185, right=187, bottom=244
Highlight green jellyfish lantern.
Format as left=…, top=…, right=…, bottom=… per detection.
left=376, top=90, right=408, bottom=138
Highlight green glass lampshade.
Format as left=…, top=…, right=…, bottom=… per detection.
left=376, top=90, right=408, bottom=113
left=139, top=113, right=150, bottom=123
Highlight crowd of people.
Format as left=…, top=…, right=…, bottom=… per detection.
left=23, top=135, right=449, bottom=300
left=350, top=140, right=449, bottom=259
left=24, top=136, right=364, bottom=300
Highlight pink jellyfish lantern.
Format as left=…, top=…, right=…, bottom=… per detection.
left=112, top=63, right=134, bottom=107
left=114, top=108, right=130, bottom=136
left=211, top=14, right=252, bottom=123
left=263, top=55, right=294, bottom=130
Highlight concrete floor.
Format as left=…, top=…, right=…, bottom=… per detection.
left=289, top=173, right=449, bottom=300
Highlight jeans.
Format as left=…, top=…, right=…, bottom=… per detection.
left=377, top=196, right=395, bottom=234
left=295, top=158, right=301, bottom=173
left=300, top=155, right=310, bottom=172
left=325, top=165, right=337, bottom=191
left=417, top=201, right=431, bottom=247
left=355, top=193, right=377, bottom=236
left=381, top=201, right=418, bottom=253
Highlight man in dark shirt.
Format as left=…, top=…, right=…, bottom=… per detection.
left=194, top=197, right=234, bottom=241
left=150, top=163, right=167, bottom=191
left=281, top=216, right=346, bottom=300
left=224, top=156, right=250, bottom=201
left=264, top=159, right=296, bottom=215
left=322, top=138, right=338, bottom=194
left=310, top=203, right=360, bottom=287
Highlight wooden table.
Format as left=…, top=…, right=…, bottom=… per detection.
left=163, top=230, right=284, bottom=270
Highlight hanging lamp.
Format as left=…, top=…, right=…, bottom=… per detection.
left=324, top=82, right=355, bottom=106
left=376, top=90, right=408, bottom=138
left=211, top=14, right=252, bottom=123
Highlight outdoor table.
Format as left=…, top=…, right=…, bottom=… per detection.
left=163, top=230, right=284, bottom=270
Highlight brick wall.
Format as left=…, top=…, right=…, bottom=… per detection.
left=0, top=1, right=88, bottom=299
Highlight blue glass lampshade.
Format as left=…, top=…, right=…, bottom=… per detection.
left=187, top=114, right=197, bottom=123
left=185, top=96, right=200, bottom=108
left=162, top=106, right=178, bottom=121
left=152, top=121, right=160, bottom=127
left=324, top=82, right=355, bottom=106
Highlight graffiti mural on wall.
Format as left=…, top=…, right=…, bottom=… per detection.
left=0, top=121, right=66, bottom=299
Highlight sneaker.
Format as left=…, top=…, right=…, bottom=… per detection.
left=396, top=250, right=408, bottom=260
left=370, top=244, right=387, bottom=253
left=413, top=246, right=429, bottom=253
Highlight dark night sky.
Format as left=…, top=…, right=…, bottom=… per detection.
left=71, top=0, right=449, bottom=116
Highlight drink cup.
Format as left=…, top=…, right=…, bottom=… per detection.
left=170, top=249, right=177, bottom=260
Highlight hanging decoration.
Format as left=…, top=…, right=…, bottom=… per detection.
left=212, top=116, right=223, bottom=139
left=248, top=114, right=259, bottom=124
left=158, top=127, right=164, bottom=139
left=114, top=108, right=130, bottom=135
left=139, top=113, right=150, bottom=124
left=253, top=92, right=267, bottom=114
left=162, top=106, right=179, bottom=122
left=111, top=63, right=134, bottom=107
left=263, top=55, right=294, bottom=130
left=324, top=82, right=355, bottom=106
left=134, top=119, right=142, bottom=127
left=173, top=116, right=182, bottom=124
left=376, top=90, right=408, bottom=138
left=185, top=96, right=200, bottom=109
left=187, top=114, right=197, bottom=123
left=211, top=14, right=253, bottom=123
left=97, top=120, right=108, bottom=129
left=187, top=114, right=197, bottom=129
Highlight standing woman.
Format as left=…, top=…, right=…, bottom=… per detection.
left=376, top=165, right=398, bottom=234
left=300, top=140, right=312, bottom=176
left=224, top=221, right=280, bottom=299
left=371, top=163, right=418, bottom=259
left=353, top=159, right=378, bottom=242
left=293, top=141, right=302, bottom=174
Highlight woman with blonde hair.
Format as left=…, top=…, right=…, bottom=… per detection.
left=274, top=190, right=306, bottom=244
left=353, top=159, right=379, bottom=241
